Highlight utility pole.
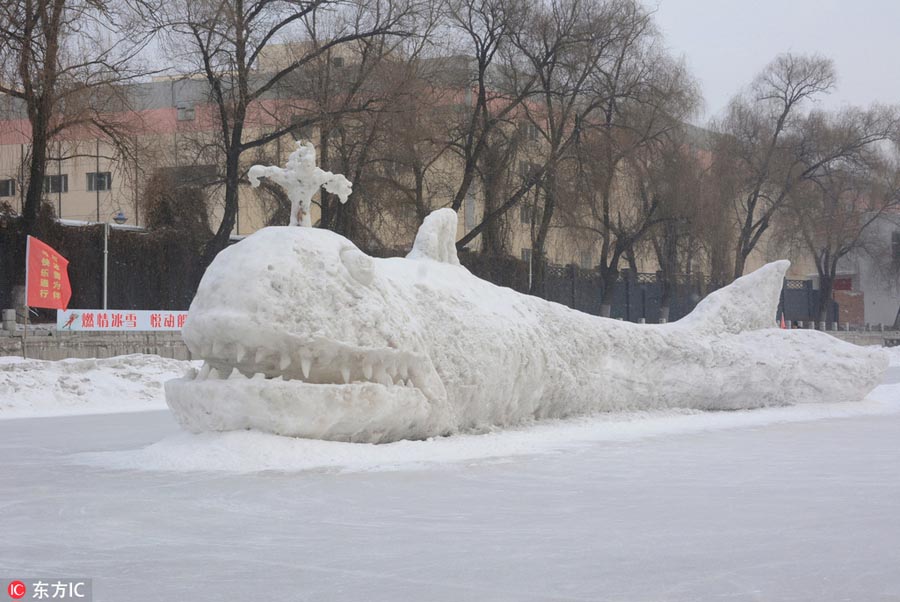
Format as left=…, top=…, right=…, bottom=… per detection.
left=96, top=139, right=101, bottom=221
left=57, top=140, right=62, bottom=217
left=18, top=144, right=24, bottom=214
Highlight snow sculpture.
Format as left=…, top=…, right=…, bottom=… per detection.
left=167, top=208, right=889, bottom=443
left=248, top=141, right=352, bottom=227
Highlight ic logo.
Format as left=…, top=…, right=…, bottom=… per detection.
left=7, top=581, right=26, bottom=599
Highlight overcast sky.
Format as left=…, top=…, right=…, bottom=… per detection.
left=653, top=0, right=900, bottom=123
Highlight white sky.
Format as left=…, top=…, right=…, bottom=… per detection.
left=653, top=0, right=900, bottom=122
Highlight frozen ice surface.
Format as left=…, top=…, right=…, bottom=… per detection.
left=168, top=212, right=888, bottom=443
left=1, top=368, right=900, bottom=601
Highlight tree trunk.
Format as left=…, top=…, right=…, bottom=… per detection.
left=318, top=129, right=333, bottom=228
left=529, top=170, right=556, bottom=296
left=817, top=273, right=834, bottom=325
left=202, top=148, right=241, bottom=266
left=23, top=115, right=50, bottom=234
left=530, top=249, right=546, bottom=297
left=732, top=240, right=748, bottom=281
left=598, top=267, right=618, bottom=318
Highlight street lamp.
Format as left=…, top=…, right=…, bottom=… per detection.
left=103, top=210, right=127, bottom=309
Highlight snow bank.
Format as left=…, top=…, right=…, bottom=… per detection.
left=75, top=381, right=900, bottom=474
left=887, top=346, right=900, bottom=367
left=0, top=354, right=195, bottom=419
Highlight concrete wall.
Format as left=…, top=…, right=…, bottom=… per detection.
left=0, top=327, right=894, bottom=362
left=0, top=331, right=192, bottom=361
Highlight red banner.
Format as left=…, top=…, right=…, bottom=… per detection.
left=25, top=236, right=72, bottom=310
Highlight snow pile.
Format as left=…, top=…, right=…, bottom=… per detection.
left=887, top=345, right=900, bottom=367
left=0, top=354, right=194, bottom=419
left=167, top=208, right=888, bottom=443
left=77, top=380, right=900, bottom=474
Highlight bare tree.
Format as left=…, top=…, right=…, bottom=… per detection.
left=0, top=0, right=152, bottom=235
left=641, top=132, right=707, bottom=320
left=710, top=53, right=897, bottom=280
left=145, top=0, right=421, bottom=264
left=510, top=0, right=619, bottom=294
left=563, top=0, right=698, bottom=316
left=443, top=0, right=536, bottom=212
left=779, top=121, right=900, bottom=322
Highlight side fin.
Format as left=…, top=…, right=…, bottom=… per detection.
left=407, top=208, right=461, bottom=266
left=677, top=260, right=790, bottom=334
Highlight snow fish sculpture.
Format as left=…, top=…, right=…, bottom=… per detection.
left=167, top=209, right=889, bottom=443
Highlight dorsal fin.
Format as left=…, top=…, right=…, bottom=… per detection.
left=677, top=260, right=789, bottom=334
left=407, top=208, right=460, bottom=265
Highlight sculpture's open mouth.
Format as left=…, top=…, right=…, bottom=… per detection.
left=166, top=331, right=451, bottom=443
left=187, top=336, right=433, bottom=392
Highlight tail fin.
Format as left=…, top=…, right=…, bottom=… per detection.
left=678, top=260, right=789, bottom=334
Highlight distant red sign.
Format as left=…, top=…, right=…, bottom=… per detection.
left=25, top=236, right=72, bottom=310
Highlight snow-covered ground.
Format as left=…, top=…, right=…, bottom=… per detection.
left=1, top=350, right=899, bottom=600
left=0, top=354, right=194, bottom=418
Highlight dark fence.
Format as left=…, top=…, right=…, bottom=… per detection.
left=1, top=216, right=833, bottom=324
left=540, top=266, right=709, bottom=322
left=0, top=217, right=204, bottom=320
left=780, top=278, right=838, bottom=325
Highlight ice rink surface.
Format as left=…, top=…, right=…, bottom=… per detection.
left=2, top=366, right=900, bottom=601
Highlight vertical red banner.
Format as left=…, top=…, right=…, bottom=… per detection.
left=25, top=235, right=72, bottom=310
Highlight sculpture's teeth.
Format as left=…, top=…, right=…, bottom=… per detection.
left=235, top=344, right=246, bottom=363
left=255, top=348, right=267, bottom=364
left=209, top=367, right=220, bottom=380
left=217, top=366, right=233, bottom=379
left=279, top=353, right=291, bottom=371
left=341, top=366, right=351, bottom=384
left=363, top=361, right=373, bottom=381
left=375, top=367, right=392, bottom=387
left=199, top=363, right=211, bottom=380
left=251, top=372, right=265, bottom=381
left=185, top=367, right=199, bottom=380
left=301, top=356, right=311, bottom=379
left=239, top=368, right=254, bottom=379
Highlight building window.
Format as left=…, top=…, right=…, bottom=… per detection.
left=176, top=103, right=195, bottom=121
left=464, top=191, right=476, bottom=232
left=87, top=172, right=112, bottom=192
left=518, top=122, right=539, bottom=141
left=580, top=251, right=592, bottom=269
left=43, top=174, right=68, bottom=194
left=0, top=179, right=14, bottom=197
left=520, top=203, right=532, bottom=224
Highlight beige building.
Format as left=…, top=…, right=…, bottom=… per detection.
left=0, top=73, right=797, bottom=281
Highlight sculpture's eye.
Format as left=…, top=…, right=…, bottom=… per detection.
left=340, top=247, right=374, bottom=286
